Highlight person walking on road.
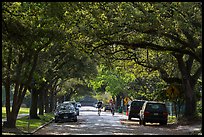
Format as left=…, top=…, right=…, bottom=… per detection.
left=110, top=102, right=115, bottom=116
left=97, top=101, right=103, bottom=116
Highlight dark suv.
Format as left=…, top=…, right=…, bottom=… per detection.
left=139, top=101, right=168, bottom=125
left=63, top=101, right=79, bottom=116
left=128, top=100, right=145, bottom=120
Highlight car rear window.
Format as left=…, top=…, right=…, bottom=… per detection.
left=146, top=103, right=166, bottom=111
left=131, top=101, right=145, bottom=107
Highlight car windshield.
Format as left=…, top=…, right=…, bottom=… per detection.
left=63, top=101, right=77, bottom=107
left=59, top=105, right=66, bottom=110
left=57, top=104, right=74, bottom=111
left=71, top=103, right=76, bottom=107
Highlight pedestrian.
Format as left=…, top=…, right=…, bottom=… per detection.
left=110, top=102, right=115, bottom=116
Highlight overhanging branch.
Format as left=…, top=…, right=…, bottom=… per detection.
left=133, top=55, right=182, bottom=84
left=102, top=41, right=201, bottom=63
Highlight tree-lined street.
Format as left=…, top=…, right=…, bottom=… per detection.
left=33, top=106, right=201, bottom=135
left=2, top=2, right=202, bottom=135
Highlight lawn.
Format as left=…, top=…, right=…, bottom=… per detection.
left=2, top=107, right=30, bottom=119
left=16, top=113, right=54, bottom=133
left=2, top=106, right=54, bottom=134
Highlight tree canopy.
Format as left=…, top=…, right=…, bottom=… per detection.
left=2, top=2, right=202, bottom=128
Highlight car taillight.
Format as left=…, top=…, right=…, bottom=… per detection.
left=144, top=111, right=150, bottom=116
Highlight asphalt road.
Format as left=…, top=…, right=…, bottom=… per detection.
left=33, top=106, right=201, bottom=135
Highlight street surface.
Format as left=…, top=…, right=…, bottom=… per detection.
left=34, top=106, right=201, bottom=135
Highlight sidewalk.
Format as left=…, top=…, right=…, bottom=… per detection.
left=116, top=111, right=129, bottom=120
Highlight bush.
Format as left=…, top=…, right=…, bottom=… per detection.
left=197, top=100, right=202, bottom=114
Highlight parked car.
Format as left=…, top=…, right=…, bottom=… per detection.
left=54, top=103, right=77, bottom=122
left=76, top=102, right=81, bottom=107
left=63, top=101, right=79, bottom=115
left=128, top=100, right=145, bottom=120
left=139, top=101, right=168, bottom=126
left=104, top=104, right=111, bottom=111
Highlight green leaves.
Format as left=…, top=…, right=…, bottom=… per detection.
left=2, top=2, right=201, bottom=108
left=90, top=64, right=136, bottom=97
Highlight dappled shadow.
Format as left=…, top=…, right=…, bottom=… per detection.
left=120, top=118, right=172, bottom=128
left=50, top=118, right=137, bottom=135
left=35, top=114, right=134, bottom=135
left=2, top=127, right=25, bottom=135
left=34, top=106, right=202, bottom=135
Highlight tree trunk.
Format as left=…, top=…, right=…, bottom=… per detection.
left=38, top=91, right=44, bottom=115
left=174, top=53, right=197, bottom=119
left=173, top=101, right=178, bottom=118
left=116, top=95, right=121, bottom=110
left=4, top=47, right=12, bottom=127
left=30, top=88, right=40, bottom=119
left=44, top=89, right=49, bottom=113
left=183, top=79, right=196, bottom=118
left=50, top=90, right=54, bottom=112
left=48, top=92, right=52, bottom=113
left=4, top=87, right=28, bottom=128
left=65, top=94, right=71, bottom=101
left=3, top=112, right=17, bottom=128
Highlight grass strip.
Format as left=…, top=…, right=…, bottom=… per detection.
left=2, top=107, right=30, bottom=119
left=16, top=113, right=54, bottom=133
